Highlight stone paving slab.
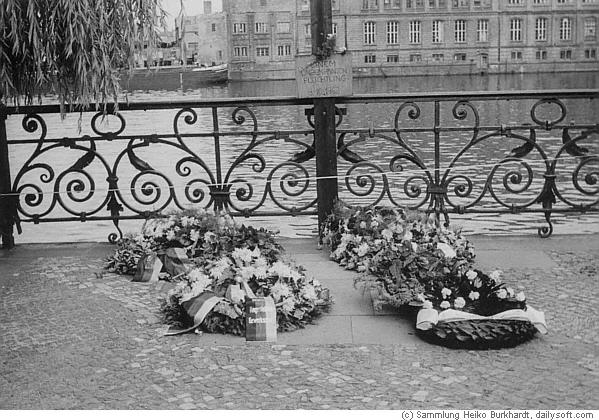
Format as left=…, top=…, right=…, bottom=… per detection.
left=1, top=235, right=598, bottom=409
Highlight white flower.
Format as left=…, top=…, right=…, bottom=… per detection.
left=204, top=231, right=216, bottom=242
left=381, top=229, right=393, bottom=241
left=466, top=270, right=478, bottom=281
left=251, top=247, right=261, bottom=258
left=516, top=291, right=526, bottom=302
left=441, top=287, right=452, bottom=298
left=181, top=270, right=212, bottom=302
left=165, top=229, right=176, bottom=241
left=440, top=300, right=451, bottom=309
left=489, top=270, right=502, bottom=282
left=356, top=242, right=370, bottom=257
left=209, top=257, right=230, bottom=280
left=496, top=289, right=508, bottom=299
left=190, top=229, right=200, bottom=242
left=403, top=231, right=413, bottom=241
left=238, top=266, right=256, bottom=281
left=370, top=220, right=379, bottom=228
left=411, top=242, right=418, bottom=252
left=359, top=221, right=367, bottom=229
left=436, top=242, right=456, bottom=259
left=280, top=297, right=295, bottom=313
left=422, top=300, right=433, bottom=309
left=180, top=216, right=192, bottom=227
left=269, top=261, right=296, bottom=279
left=270, top=282, right=292, bottom=301
left=454, top=297, right=466, bottom=309
left=417, top=293, right=427, bottom=302
left=232, top=248, right=253, bottom=264
left=468, top=291, right=480, bottom=301
left=302, top=285, right=317, bottom=301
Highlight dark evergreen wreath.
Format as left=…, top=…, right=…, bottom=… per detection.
left=417, top=319, right=538, bottom=350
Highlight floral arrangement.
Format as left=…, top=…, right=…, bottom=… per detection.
left=322, top=203, right=546, bottom=349
left=322, top=203, right=476, bottom=309
left=162, top=246, right=330, bottom=335
left=105, top=209, right=332, bottom=335
left=413, top=268, right=526, bottom=316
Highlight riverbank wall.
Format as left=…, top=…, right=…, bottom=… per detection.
left=229, top=60, right=599, bottom=82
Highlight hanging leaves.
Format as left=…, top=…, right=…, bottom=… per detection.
left=0, top=0, right=165, bottom=112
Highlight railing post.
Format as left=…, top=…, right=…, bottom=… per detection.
left=0, top=106, right=15, bottom=248
left=310, top=0, right=338, bottom=235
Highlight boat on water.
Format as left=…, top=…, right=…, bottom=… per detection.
left=121, top=63, right=229, bottom=91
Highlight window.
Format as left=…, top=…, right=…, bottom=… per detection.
left=508, top=0, right=522, bottom=4
left=384, top=0, right=402, bottom=7
left=536, top=50, right=547, bottom=60
left=277, top=45, right=292, bottom=56
left=535, top=18, right=547, bottom=41
left=557, top=0, right=572, bottom=3
left=432, top=53, right=445, bottom=61
left=276, top=22, right=290, bottom=33
left=364, top=54, right=376, bottom=63
left=560, top=49, right=572, bottom=59
left=362, top=0, right=379, bottom=9
left=584, top=18, right=597, bottom=39
left=452, top=0, right=468, bottom=7
left=387, top=21, right=399, bottom=44
left=255, top=22, right=268, bottom=33
left=386, top=54, right=399, bottom=62
left=432, top=20, right=444, bottom=43
left=454, top=53, right=466, bottom=61
left=510, top=19, right=522, bottom=42
left=511, top=51, right=522, bottom=60
left=364, top=21, right=376, bottom=44
left=304, top=24, right=311, bottom=37
left=409, top=20, right=421, bottom=44
left=406, top=0, right=424, bottom=8
left=585, top=49, right=597, bottom=59
left=409, top=54, right=422, bottom=62
left=429, top=0, right=447, bottom=6
left=233, top=46, right=248, bottom=57
left=211, top=23, right=216, bottom=32
left=477, top=19, right=488, bottom=42
left=533, top=0, right=547, bottom=3
left=332, top=23, right=338, bottom=36
left=455, top=20, right=466, bottom=43
left=233, top=23, right=247, bottom=34
left=256, top=47, right=269, bottom=57
left=560, top=18, right=571, bottom=40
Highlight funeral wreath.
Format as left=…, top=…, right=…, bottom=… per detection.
left=105, top=209, right=332, bottom=336
left=322, top=202, right=546, bottom=349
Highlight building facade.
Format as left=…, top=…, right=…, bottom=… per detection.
left=183, top=12, right=228, bottom=66
left=223, top=0, right=599, bottom=80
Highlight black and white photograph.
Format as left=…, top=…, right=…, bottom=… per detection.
left=1, top=0, right=598, bottom=413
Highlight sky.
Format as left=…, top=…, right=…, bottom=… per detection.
left=161, top=0, right=224, bottom=28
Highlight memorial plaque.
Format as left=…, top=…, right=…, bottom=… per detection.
left=295, top=53, right=353, bottom=98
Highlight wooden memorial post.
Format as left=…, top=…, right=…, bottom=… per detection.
left=296, top=0, right=352, bottom=235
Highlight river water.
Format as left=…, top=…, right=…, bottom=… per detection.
left=6, top=72, right=599, bottom=243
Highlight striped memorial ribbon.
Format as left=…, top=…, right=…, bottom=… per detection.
left=164, top=291, right=224, bottom=336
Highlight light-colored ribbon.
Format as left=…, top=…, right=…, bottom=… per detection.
left=416, top=306, right=547, bottom=334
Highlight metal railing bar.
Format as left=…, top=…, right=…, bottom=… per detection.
left=3, top=89, right=597, bottom=115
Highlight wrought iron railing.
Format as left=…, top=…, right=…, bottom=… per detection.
left=1, top=89, right=597, bottom=247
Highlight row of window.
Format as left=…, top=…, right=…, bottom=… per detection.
left=233, top=21, right=291, bottom=34
left=359, top=17, right=596, bottom=44
left=233, top=45, right=293, bottom=57
left=362, top=47, right=597, bottom=63
left=364, top=0, right=595, bottom=8
left=365, top=0, right=492, bottom=9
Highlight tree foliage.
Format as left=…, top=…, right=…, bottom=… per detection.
left=0, top=0, right=164, bottom=110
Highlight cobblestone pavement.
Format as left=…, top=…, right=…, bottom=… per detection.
left=1, top=238, right=598, bottom=410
